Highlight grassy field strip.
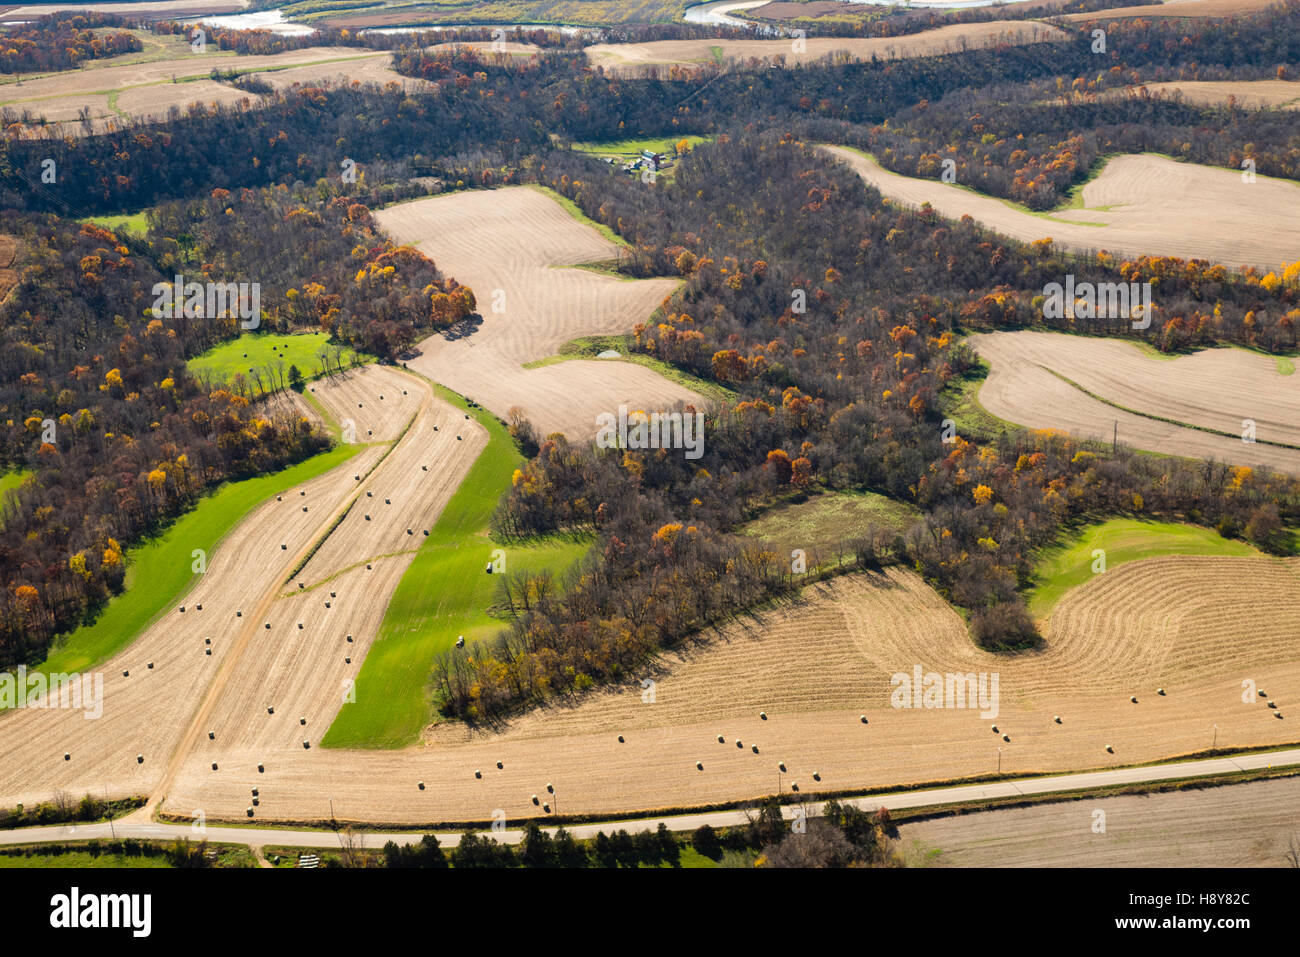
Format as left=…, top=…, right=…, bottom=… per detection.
left=188, top=332, right=366, bottom=387
left=1025, top=517, right=1262, bottom=618
left=1043, top=365, right=1300, bottom=452
left=322, top=380, right=591, bottom=750
left=17, top=444, right=364, bottom=688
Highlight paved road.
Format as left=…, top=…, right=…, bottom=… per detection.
left=4, top=746, right=1296, bottom=851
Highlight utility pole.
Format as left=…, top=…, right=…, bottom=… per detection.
left=997, top=747, right=1003, bottom=775
left=1113, top=420, right=1118, bottom=453
left=1212, top=723, right=1218, bottom=751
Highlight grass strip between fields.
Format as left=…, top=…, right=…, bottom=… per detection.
left=1024, top=517, right=1262, bottom=619
left=12, top=443, right=363, bottom=689
left=321, top=383, right=591, bottom=749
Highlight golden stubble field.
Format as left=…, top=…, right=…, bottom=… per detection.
left=970, top=330, right=1300, bottom=475
left=0, top=365, right=485, bottom=813
left=159, top=556, right=1300, bottom=827
left=375, top=186, right=700, bottom=441
left=824, top=146, right=1300, bottom=272
left=585, top=20, right=1067, bottom=73
left=901, top=774, right=1300, bottom=867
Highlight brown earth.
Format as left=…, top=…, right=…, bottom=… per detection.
left=970, top=330, right=1300, bottom=475
left=824, top=146, right=1300, bottom=272
left=584, top=20, right=1068, bottom=73
left=158, top=557, right=1300, bottom=826
left=374, top=186, right=700, bottom=441
left=901, top=775, right=1300, bottom=867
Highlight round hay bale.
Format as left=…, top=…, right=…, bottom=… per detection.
left=367, top=491, right=372, bottom=497
left=546, top=783, right=553, bottom=793
left=257, top=764, right=264, bottom=773
left=300, top=717, right=306, bottom=725
left=331, top=592, right=336, bottom=598
left=366, top=564, right=372, bottom=570
left=812, top=772, right=821, bottom=782
left=418, top=782, right=425, bottom=790
left=791, top=783, right=799, bottom=792
left=422, top=465, right=428, bottom=471
left=1105, top=745, right=1114, bottom=754
left=267, top=706, right=274, bottom=714
left=760, top=712, right=767, bottom=720
left=1054, top=715, right=1062, bottom=724
left=137, top=754, right=144, bottom=764
left=1259, top=690, right=1268, bottom=697
left=211, top=762, right=218, bottom=771
left=1130, top=696, right=1138, bottom=703
left=252, top=788, right=258, bottom=797
left=1268, top=700, right=1276, bottom=709
left=302, top=740, right=310, bottom=749
left=735, top=740, right=743, bottom=748
left=1001, top=734, right=1010, bottom=742
left=752, top=745, right=759, bottom=754
left=281, top=544, right=287, bottom=550
left=147, top=661, right=154, bottom=669
left=236, top=611, right=242, bottom=617
left=423, top=530, right=429, bottom=536
left=246, top=808, right=254, bottom=817
left=208, top=731, right=215, bottom=740
left=205, top=649, right=212, bottom=656
left=179, top=605, right=186, bottom=613
left=543, top=804, right=551, bottom=813
left=297, top=622, right=304, bottom=630
left=298, top=582, right=305, bottom=589
left=205, top=637, right=211, bottom=644
left=302, top=506, right=308, bottom=512
left=252, top=798, right=259, bottom=807
left=618, top=735, right=625, bottom=743
left=300, top=491, right=305, bottom=497
left=496, top=761, right=504, bottom=769
left=346, top=635, right=353, bottom=643
left=860, top=715, right=868, bottom=724
left=475, top=770, right=482, bottom=779
left=122, top=670, right=129, bottom=677
left=991, top=725, right=998, bottom=733
left=365, top=515, right=371, bottom=521
left=325, top=602, right=331, bottom=608
left=64, top=753, right=70, bottom=761
left=532, top=795, right=539, bottom=805
left=696, top=761, right=703, bottom=771
left=345, top=657, right=351, bottom=664
left=265, top=622, right=271, bottom=629
left=717, top=735, right=725, bottom=743
left=196, top=604, right=202, bottom=611
left=1157, top=688, right=1166, bottom=696
left=1276, top=712, right=1285, bottom=719
left=778, top=762, right=787, bottom=772
left=385, top=498, right=391, bottom=505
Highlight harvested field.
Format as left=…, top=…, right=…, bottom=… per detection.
left=160, top=556, right=1300, bottom=826
left=0, top=47, right=384, bottom=136
left=249, top=43, right=536, bottom=92
left=1066, top=0, right=1284, bottom=20
left=969, top=330, right=1300, bottom=474
left=0, top=364, right=487, bottom=816
left=583, top=20, right=1068, bottom=73
left=1119, top=79, right=1300, bottom=110
left=824, top=147, right=1300, bottom=272
left=375, top=186, right=698, bottom=440
left=0, top=437, right=384, bottom=809
left=901, top=775, right=1300, bottom=867
left=0, top=0, right=245, bottom=21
